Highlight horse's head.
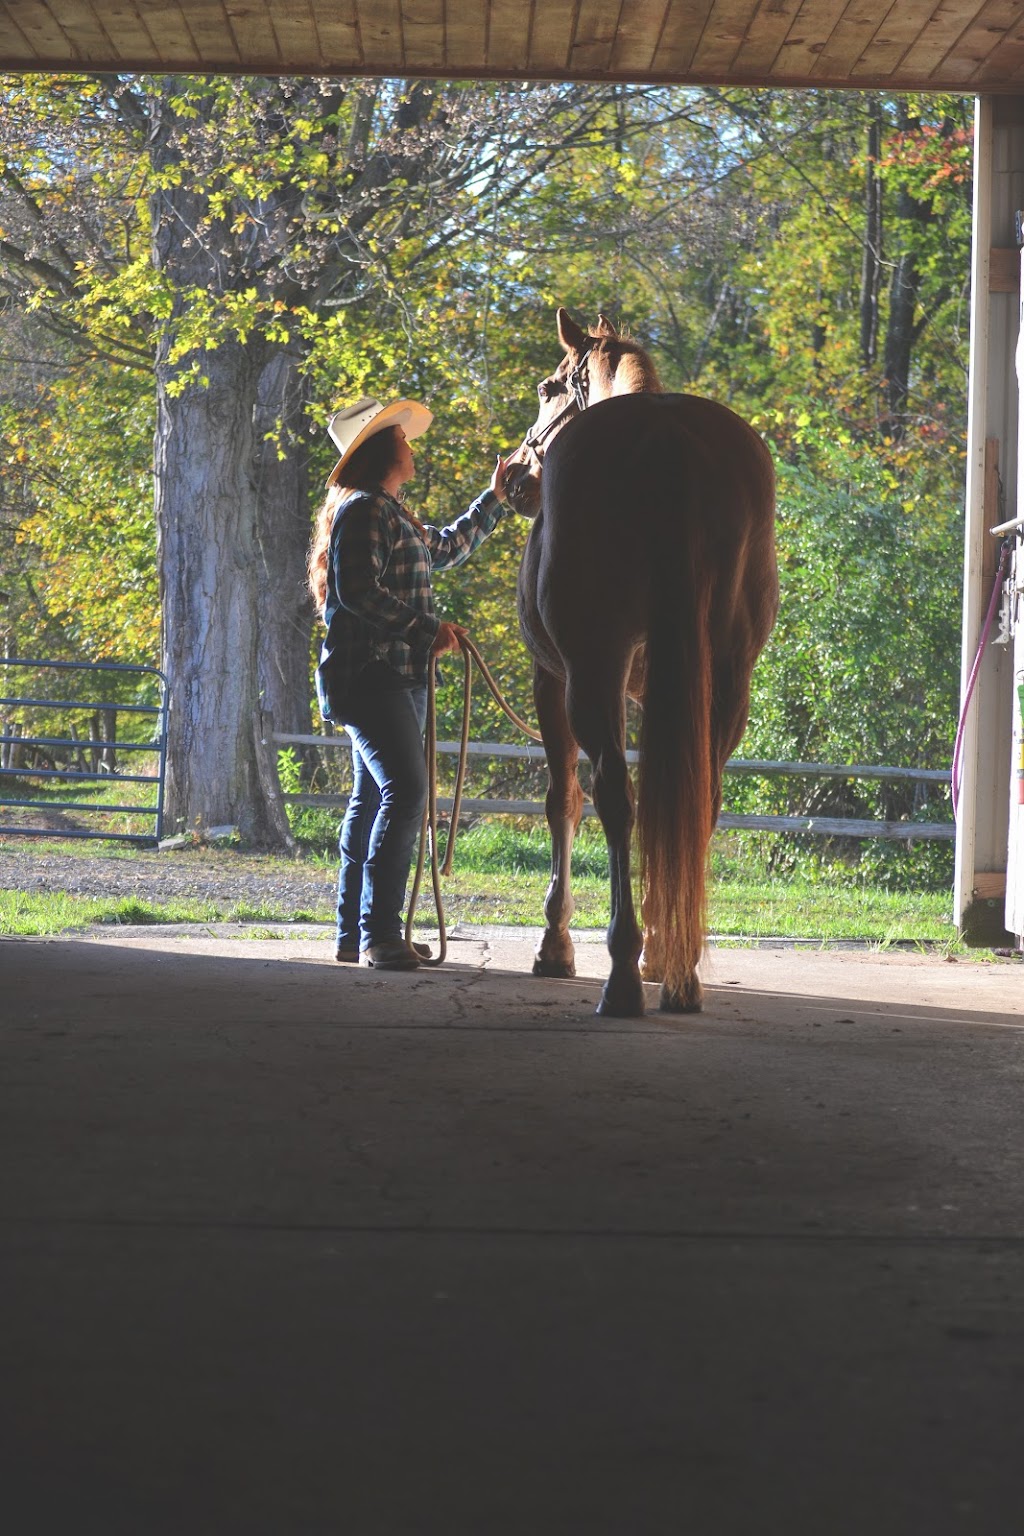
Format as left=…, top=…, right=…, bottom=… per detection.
left=503, top=309, right=660, bottom=518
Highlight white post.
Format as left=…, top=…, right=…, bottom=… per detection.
left=955, top=97, right=1023, bottom=941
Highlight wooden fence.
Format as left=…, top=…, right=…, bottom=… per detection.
left=263, top=721, right=954, bottom=842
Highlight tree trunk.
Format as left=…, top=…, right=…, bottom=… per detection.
left=150, top=82, right=293, bottom=847
left=884, top=243, right=919, bottom=428
left=155, top=333, right=291, bottom=846
left=882, top=101, right=928, bottom=434
left=859, top=95, right=882, bottom=371
left=252, top=346, right=316, bottom=747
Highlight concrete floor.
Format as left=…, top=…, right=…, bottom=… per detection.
left=2, top=926, right=1023, bottom=1534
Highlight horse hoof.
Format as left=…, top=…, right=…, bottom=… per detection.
left=659, top=980, right=703, bottom=1014
left=596, top=975, right=646, bottom=1018
left=533, top=957, right=576, bottom=980
left=638, top=950, right=663, bottom=983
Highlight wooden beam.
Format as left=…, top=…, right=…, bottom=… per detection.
left=990, top=246, right=1022, bottom=293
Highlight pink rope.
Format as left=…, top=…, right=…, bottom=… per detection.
left=952, top=539, right=1010, bottom=821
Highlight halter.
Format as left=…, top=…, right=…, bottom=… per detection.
left=523, top=345, right=592, bottom=454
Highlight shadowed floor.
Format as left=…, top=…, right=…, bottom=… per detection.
left=2, top=928, right=1022, bottom=1534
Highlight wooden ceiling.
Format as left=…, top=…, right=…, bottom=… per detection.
left=0, top=0, right=1023, bottom=92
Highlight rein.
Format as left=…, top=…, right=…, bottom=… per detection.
left=406, top=632, right=543, bottom=965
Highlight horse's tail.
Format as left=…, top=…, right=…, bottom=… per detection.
left=637, top=512, right=714, bottom=1001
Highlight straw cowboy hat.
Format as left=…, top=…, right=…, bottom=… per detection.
left=326, top=396, right=433, bottom=487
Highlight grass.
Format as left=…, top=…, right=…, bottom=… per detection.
left=0, top=817, right=964, bottom=946
left=0, top=890, right=328, bottom=936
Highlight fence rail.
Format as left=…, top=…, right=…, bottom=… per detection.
left=0, top=658, right=168, bottom=846
left=268, top=724, right=954, bottom=842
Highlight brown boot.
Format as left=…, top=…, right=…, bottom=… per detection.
left=359, top=940, right=423, bottom=971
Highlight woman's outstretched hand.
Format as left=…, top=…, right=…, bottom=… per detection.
left=489, top=455, right=509, bottom=501
left=431, top=621, right=468, bottom=657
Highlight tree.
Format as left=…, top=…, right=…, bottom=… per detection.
left=2, top=72, right=699, bottom=842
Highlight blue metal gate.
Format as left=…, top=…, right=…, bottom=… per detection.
left=0, top=658, right=169, bottom=846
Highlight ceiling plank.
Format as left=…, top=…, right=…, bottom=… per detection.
left=357, top=0, right=405, bottom=69
left=488, top=0, right=532, bottom=69
left=809, top=0, right=893, bottom=79
left=653, top=0, right=717, bottom=73
left=3, top=1, right=77, bottom=58
left=91, top=0, right=165, bottom=62
left=0, top=4, right=38, bottom=60
left=444, top=0, right=487, bottom=73
left=402, top=0, right=444, bottom=68
left=847, top=0, right=947, bottom=81
left=175, top=1, right=244, bottom=67
left=131, top=0, right=202, bottom=68
left=609, top=0, right=671, bottom=73
left=46, top=0, right=120, bottom=62
left=730, top=0, right=809, bottom=77
left=571, top=0, right=625, bottom=73
left=0, top=13, right=36, bottom=62
left=259, top=0, right=326, bottom=73
left=2, top=0, right=1024, bottom=87
left=982, top=31, right=1024, bottom=86
left=529, top=0, right=575, bottom=73
left=896, top=0, right=986, bottom=80
left=765, top=0, right=850, bottom=79
left=309, top=2, right=362, bottom=71
left=690, top=0, right=762, bottom=74
left=926, top=0, right=1024, bottom=86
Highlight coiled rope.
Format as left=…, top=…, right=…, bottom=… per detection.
left=406, top=633, right=543, bottom=965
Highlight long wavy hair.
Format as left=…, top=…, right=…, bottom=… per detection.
left=307, top=425, right=403, bottom=617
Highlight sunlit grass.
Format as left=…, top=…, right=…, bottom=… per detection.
left=1, top=870, right=959, bottom=945
left=0, top=819, right=963, bottom=945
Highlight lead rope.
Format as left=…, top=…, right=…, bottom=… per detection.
left=406, top=633, right=543, bottom=965
left=952, top=537, right=1011, bottom=822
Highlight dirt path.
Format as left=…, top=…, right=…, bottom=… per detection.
left=0, top=839, right=336, bottom=916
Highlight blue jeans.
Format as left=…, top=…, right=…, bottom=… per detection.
left=336, top=683, right=428, bottom=951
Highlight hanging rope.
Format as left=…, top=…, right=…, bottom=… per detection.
left=406, top=632, right=543, bottom=965
left=952, top=537, right=1011, bottom=821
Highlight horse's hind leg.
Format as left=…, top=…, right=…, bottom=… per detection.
left=565, top=660, right=645, bottom=1019
left=532, top=663, right=584, bottom=980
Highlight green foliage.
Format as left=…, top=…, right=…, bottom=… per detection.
left=739, top=411, right=960, bottom=798
left=1, top=76, right=975, bottom=883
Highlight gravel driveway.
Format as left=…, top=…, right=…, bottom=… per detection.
left=0, top=841, right=337, bottom=918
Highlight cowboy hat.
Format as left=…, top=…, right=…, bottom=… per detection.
left=326, top=396, right=433, bottom=487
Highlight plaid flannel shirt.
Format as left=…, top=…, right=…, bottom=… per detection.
left=317, top=485, right=505, bottom=720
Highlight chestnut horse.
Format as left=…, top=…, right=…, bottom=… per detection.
left=504, top=310, right=778, bottom=1017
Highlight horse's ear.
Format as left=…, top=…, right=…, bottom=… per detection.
left=556, top=307, right=588, bottom=356
left=595, top=313, right=618, bottom=337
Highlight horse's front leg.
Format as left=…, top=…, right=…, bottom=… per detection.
left=532, top=663, right=584, bottom=980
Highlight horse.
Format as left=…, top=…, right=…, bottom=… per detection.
left=503, top=309, right=778, bottom=1017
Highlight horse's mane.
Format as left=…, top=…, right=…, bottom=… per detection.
left=588, top=319, right=661, bottom=393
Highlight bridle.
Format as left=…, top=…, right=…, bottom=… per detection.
left=522, top=345, right=592, bottom=456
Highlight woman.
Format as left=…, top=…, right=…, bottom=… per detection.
left=308, top=396, right=509, bottom=971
